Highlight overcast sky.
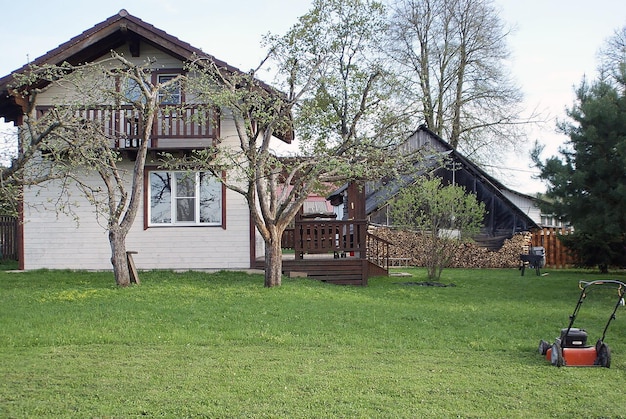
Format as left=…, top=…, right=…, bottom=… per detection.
left=1, top=0, right=624, bottom=194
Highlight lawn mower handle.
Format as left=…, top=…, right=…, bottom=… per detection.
left=567, top=280, right=626, bottom=343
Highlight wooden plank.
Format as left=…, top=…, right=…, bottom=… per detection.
left=281, top=258, right=368, bottom=285
left=126, top=251, right=140, bottom=285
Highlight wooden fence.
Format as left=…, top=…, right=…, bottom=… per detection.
left=0, top=216, right=18, bottom=260
left=531, top=227, right=576, bottom=268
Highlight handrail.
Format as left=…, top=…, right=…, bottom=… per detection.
left=578, top=280, right=626, bottom=292
left=366, top=232, right=391, bottom=268
left=283, top=220, right=392, bottom=270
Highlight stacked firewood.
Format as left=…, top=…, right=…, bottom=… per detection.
left=371, top=227, right=530, bottom=269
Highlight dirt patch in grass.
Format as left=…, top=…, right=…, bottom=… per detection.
left=396, top=281, right=457, bottom=287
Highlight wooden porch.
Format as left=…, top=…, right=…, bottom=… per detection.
left=255, top=219, right=392, bottom=286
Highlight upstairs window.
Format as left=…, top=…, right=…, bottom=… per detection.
left=157, top=74, right=181, bottom=105
left=123, top=78, right=145, bottom=103
left=118, top=73, right=182, bottom=104
left=148, top=170, right=222, bottom=226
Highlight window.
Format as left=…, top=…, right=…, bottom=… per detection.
left=157, top=74, right=181, bottom=104
left=149, top=171, right=222, bottom=226
left=123, top=77, right=144, bottom=103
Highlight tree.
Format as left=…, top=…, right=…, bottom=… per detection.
left=388, top=176, right=485, bottom=280
left=8, top=53, right=182, bottom=286
left=181, top=0, right=418, bottom=287
left=532, top=26, right=626, bottom=273
left=598, top=25, right=626, bottom=92
left=532, top=77, right=626, bottom=273
left=387, top=0, right=530, bottom=163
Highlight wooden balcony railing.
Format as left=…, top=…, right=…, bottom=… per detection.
left=36, top=105, right=218, bottom=149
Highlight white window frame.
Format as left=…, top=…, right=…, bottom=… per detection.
left=148, top=170, right=222, bottom=227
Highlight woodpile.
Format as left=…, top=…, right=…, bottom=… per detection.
left=371, top=227, right=531, bottom=268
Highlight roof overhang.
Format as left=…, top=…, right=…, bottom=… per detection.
left=0, top=9, right=293, bottom=143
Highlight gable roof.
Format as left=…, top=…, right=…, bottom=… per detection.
left=417, top=124, right=540, bottom=202
left=0, top=10, right=210, bottom=122
left=0, top=9, right=292, bottom=142
left=4, top=9, right=238, bottom=79
left=331, top=125, right=540, bottom=233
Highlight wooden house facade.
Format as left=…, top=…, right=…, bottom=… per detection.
left=0, top=10, right=389, bottom=285
left=0, top=10, right=277, bottom=272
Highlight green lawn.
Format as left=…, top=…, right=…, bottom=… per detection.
left=1, top=265, right=625, bottom=418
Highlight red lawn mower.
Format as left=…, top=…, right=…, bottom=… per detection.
left=538, top=280, right=626, bottom=368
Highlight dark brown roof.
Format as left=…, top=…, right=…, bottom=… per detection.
left=0, top=10, right=238, bottom=86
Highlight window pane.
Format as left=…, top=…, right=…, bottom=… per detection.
left=200, top=173, right=222, bottom=223
left=158, top=74, right=181, bottom=104
left=175, top=172, right=196, bottom=197
left=124, top=78, right=144, bottom=103
left=176, top=198, right=195, bottom=222
left=175, top=172, right=196, bottom=222
left=150, top=172, right=172, bottom=223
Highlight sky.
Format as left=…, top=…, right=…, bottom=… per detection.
left=0, top=0, right=624, bottom=194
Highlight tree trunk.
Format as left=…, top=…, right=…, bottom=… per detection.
left=264, top=232, right=284, bottom=288
left=109, top=228, right=131, bottom=287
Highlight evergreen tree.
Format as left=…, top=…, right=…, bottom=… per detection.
left=533, top=78, right=626, bottom=272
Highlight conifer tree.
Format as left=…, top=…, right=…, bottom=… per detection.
left=533, top=78, right=626, bottom=272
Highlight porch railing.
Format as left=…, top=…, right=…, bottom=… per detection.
left=282, top=220, right=391, bottom=268
left=293, top=219, right=367, bottom=259
left=36, top=105, right=218, bottom=148
left=367, top=232, right=392, bottom=268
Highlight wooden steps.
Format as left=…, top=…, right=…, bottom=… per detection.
left=281, top=258, right=377, bottom=286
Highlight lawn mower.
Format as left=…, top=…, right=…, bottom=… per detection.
left=538, top=279, right=625, bottom=368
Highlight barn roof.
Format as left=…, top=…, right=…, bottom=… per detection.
left=330, top=125, right=540, bottom=235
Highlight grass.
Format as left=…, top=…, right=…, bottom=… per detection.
left=1, top=266, right=626, bottom=418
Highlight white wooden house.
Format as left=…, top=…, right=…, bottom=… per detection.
left=0, top=10, right=286, bottom=271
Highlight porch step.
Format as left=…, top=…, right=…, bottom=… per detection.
left=281, top=259, right=383, bottom=286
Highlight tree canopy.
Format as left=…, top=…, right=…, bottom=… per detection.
left=389, top=176, right=485, bottom=280
left=181, top=0, right=420, bottom=287
left=387, top=0, right=531, bottom=164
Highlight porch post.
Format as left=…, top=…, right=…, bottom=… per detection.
left=347, top=182, right=367, bottom=259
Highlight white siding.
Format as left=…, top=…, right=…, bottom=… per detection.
left=501, top=190, right=542, bottom=224
left=22, top=159, right=253, bottom=271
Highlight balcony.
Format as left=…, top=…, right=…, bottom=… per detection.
left=36, top=105, right=218, bottom=149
